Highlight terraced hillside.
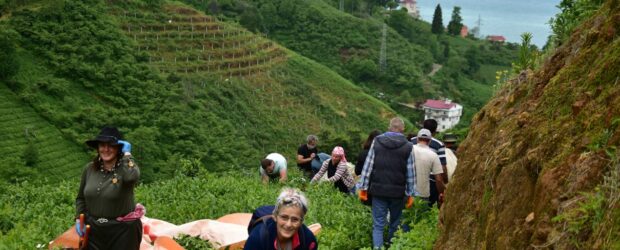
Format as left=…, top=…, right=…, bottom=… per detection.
left=112, top=4, right=286, bottom=77
left=0, top=84, right=89, bottom=182
left=0, top=0, right=400, bottom=183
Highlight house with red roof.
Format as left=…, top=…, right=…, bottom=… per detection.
left=460, top=25, right=468, bottom=38
left=486, top=35, right=506, bottom=43
left=422, top=99, right=463, bottom=131
left=399, top=0, right=419, bottom=18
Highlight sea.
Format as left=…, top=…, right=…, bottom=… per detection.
left=415, top=0, right=561, bottom=47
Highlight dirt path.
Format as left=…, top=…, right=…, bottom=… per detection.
left=428, top=63, right=443, bottom=77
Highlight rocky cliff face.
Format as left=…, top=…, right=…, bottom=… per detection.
left=436, top=1, right=620, bottom=249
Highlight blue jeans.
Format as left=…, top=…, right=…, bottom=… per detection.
left=371, top=196, right=405, bottom=249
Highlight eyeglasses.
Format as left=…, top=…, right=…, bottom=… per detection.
left=277, top=214, right=302, bottom=225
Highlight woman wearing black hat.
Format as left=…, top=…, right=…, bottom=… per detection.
left=75, top=126, right=142, bottom=249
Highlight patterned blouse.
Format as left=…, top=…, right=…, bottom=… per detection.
left=311, top=159, right=355, bottom=189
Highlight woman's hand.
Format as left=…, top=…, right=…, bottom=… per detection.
left=117, top=140, right=131, bottom=154
left=75, top=219, right=84, bottom=237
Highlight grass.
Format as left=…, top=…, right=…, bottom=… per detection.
left=475, top=64, right=511, bottom=85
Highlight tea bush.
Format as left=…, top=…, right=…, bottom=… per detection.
left=0, top=167, right=439, bottom=249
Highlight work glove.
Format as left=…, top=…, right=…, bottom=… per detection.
left=75, top=219, right=85, bottom=237
left=359, top=190, right=368, bottom=202
left=405, top=196, right=414, bottom=209
left=439, top=193, right=445, bottom=203
left=117, top=140, right=131, bottom=153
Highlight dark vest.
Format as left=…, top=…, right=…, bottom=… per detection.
left=369, top=134, right=413, bottom=199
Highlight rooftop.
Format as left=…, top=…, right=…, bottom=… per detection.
left=487, top=35, right=506, bottom=42
left=423, top=99, right=458, bottom=110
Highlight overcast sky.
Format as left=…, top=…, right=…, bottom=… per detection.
left=416, top=0, right=561, bottom=47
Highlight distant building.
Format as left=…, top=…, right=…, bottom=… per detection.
left=422, top=99, right=463, bottom=132
left=487, top=35, right=506, bottom=43
left=460, top=25, right=468, bottom=38
left=399, top=0, right=419, bottom=18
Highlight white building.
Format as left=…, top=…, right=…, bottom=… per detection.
left=422, top=99, right=463, bottom=132
left=399, top=0, right=419, bottom=18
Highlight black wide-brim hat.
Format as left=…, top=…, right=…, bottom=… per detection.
left=443, top=133, right=458, bottom=143
left=85, top=126, right=123, bottom=149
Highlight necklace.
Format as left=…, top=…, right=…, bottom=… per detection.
left=100, top=160, right=120, bottom=184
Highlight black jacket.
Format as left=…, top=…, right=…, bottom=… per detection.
left=369, top=134, right=413, bottom=199
left=355, top=148, right=370, bottom=176
left=244, top=218, right=318, bottom=250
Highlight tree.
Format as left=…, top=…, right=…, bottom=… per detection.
left=240, top=5, right=263, bottom=32
left=447, top=6, right=463, bottom=36
left=0, top=29, right=19, bottom=81
left=464, top=46, right=482, bottom=76
left=348, top=58, right=378, bottom=83
left=431, top=4, right=443, bottom=34
left=441, top=42, right=450, bottom=63
left=207, top=0, right=219, bottom=15
left=386, top=0, right=398, bottom=10
left=23, top=140, right=39, bottom=167
left=513, top=32, right=538, bottom=73
left=548, top=0, right=604, bottom=46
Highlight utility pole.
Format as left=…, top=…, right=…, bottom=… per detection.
left=379, top=23, right=387, bottom=72
left=475, top=14, right=482, bottom=38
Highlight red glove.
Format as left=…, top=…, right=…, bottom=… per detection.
left=359, top=190, right=368, bottom=202
left=406, top=196, right=414, bottom=209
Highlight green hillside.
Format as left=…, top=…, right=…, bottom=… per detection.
left=0, top=84, right=90, bottom=182
left=196, top=0, right=518, bottom=128
left=0, top=0, right=400, bottom=183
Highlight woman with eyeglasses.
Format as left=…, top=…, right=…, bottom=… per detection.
left=244, top=188, right=318, bottom=250
left=75, top=126, right=142, bottom=249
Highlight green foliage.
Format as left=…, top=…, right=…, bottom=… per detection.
left=347, top=58, right=378, bottom=83
left=239, top=4, right=263, bottom=32
left=175, top=158, right=206, bottom=177
left=22, top=140, right=39, bottom=167
left=390, top=201, right=440, bottom=249
left=446, top=6, right=463, bottom=36
left=190, top=0, right=434, bottom=101
left=548, top=0, right=605, bottom=47
left=512, top=32, right=539, bottom=73
left=0, top=83, right=90, bottom=183
left=493, top=69, right=510, bottom=93
left=431, top=4, right=443, bottom=34
left=387, top=9, right=439, bottom=59
left=0, top=156, right=34, bottom=183
left=179, top=0, right=520, bottom=134
left=0, top=158, right=444, bottom=248
left=176, top=234, right=215, bottom=250
left=463, top=46, right=482, bottom=76
left=0, top=28, right=20, bottom=81
left=552, top=189, right=607, bottom=248
left=1, top=0, right=396, bottom=183
left=551, top=138, right=620, bottom=248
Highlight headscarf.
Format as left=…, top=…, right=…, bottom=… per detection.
left=331, top=146, right=347, bottom=164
